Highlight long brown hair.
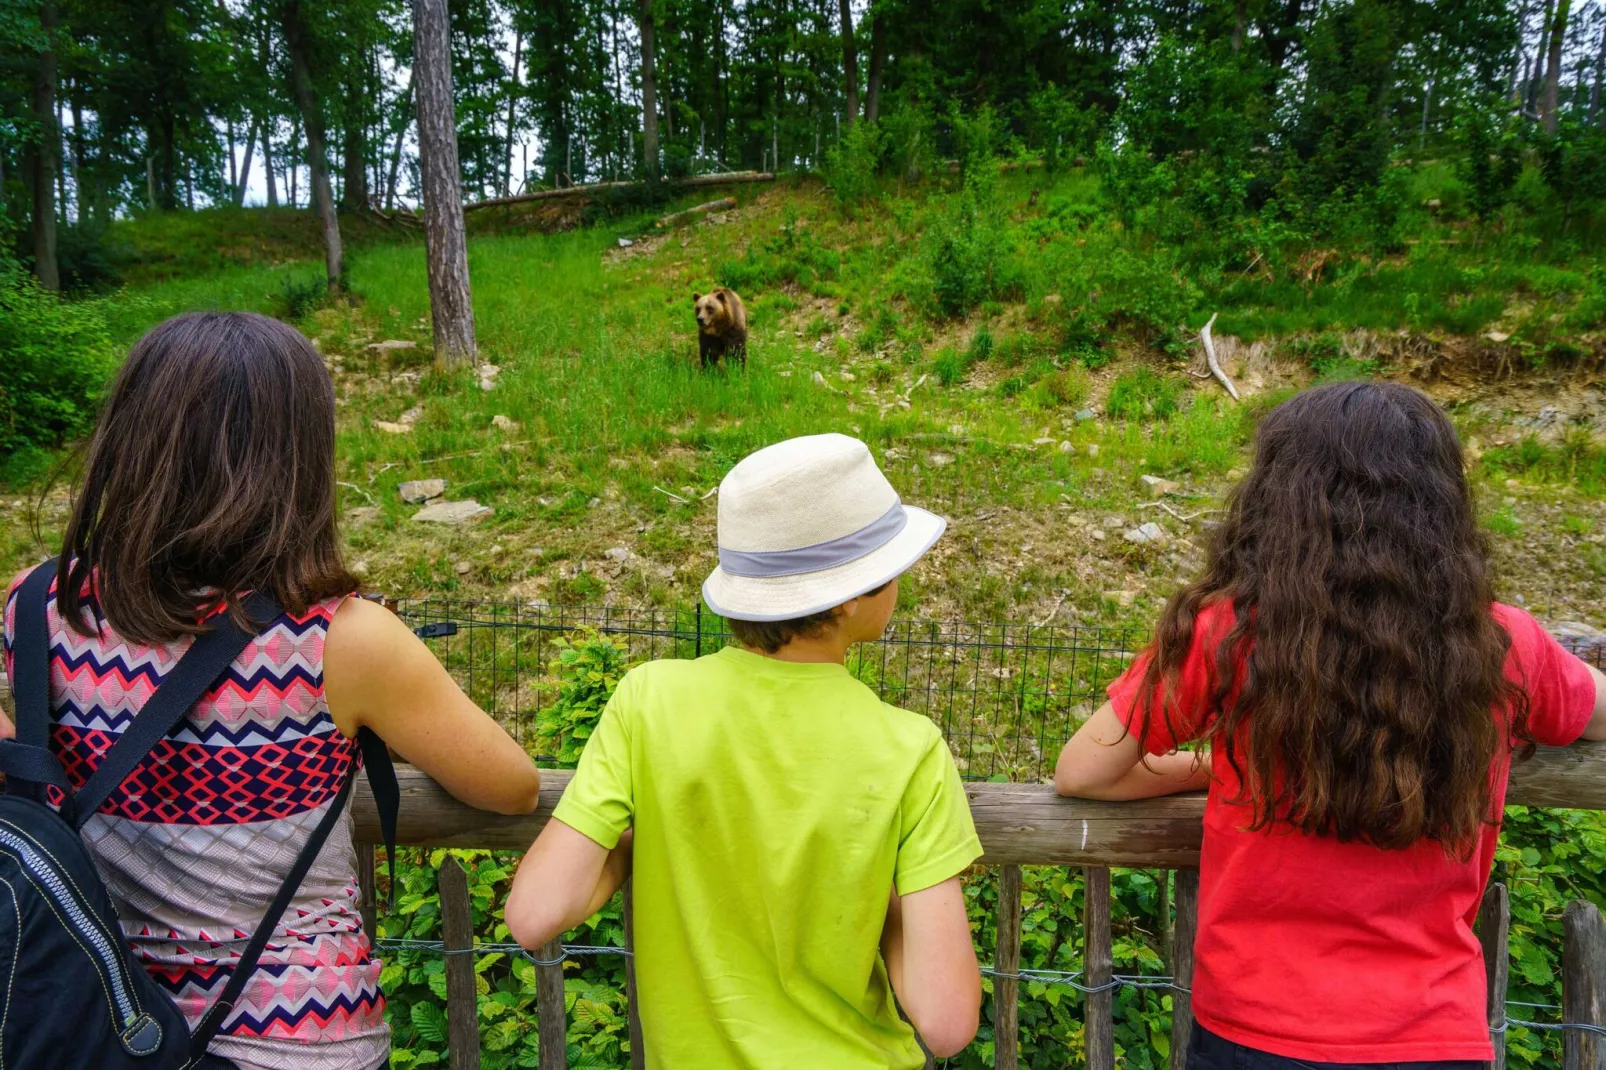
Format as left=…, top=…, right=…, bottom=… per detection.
left=1134, top=382, right=1527, bottom=852
left=57, top=311, right=356, bottom=643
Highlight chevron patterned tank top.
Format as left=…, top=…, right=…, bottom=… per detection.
left=3, top=576, right=389, bottom=1070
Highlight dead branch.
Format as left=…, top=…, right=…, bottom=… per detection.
left=1200, top=312, right=1240, bottom=402
left=465, top=171, right=775, bottom=212
left=656, top=197, right=736, bottom=228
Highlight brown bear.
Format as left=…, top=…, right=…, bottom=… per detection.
left=692, top=287, right=748, bottom=369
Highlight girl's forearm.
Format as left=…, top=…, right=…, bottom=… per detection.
left=1094, top=751, right=1210, bottom=800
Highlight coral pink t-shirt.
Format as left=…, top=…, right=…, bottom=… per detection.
left=1108, top=601, right=1596, bottom=1062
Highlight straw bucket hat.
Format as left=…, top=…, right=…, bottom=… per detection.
left=702, top=434, right=946, bottom=622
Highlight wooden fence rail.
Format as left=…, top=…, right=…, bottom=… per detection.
left=353, top=745, right=1606, bottom=1070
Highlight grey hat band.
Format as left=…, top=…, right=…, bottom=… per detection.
left=717, top=501, right=908, bottom=579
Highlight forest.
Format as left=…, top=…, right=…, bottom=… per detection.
left=3, top=1, right=1606, bottom=1069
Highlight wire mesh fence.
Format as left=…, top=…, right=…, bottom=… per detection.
left=390, top=598, right=1149, bottom=782
left=388, top=597, right=1606, bottom=784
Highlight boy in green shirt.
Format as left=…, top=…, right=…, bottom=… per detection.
left=507, top=433, right=983, bottom=1068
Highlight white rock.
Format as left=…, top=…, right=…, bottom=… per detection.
left=345, top=506, right=381, bottom=525
left=1033, top=437, right=1056, bottom=446
left=840, top=371, right=856, bottom=382
left=1124, top=522, right=1167, bottom=545
left=1090, top=528, right=1107, bottom=541
left=477, top=363, right=501, bottom=379
left=605, top=547, right=632, bottom=565
left=1484, top=330, right=1510, bottom=343
left=491, top=414, right=520, bottom=432
left=351, top=559, right=370, bottom=577
left=1059, top=441, right=1074, bottom=453
left=1086, top=443, right=1100, bottom=458
left=480, top=379, right=496, bottom=392
left=373, top=420, right=412, bottom=434
left=454, top=561, right=472, bottom=576
left=618, top=237, right=634, bottom=248
left=1141, top=475, right=1181, bottom=497
left=812, top=371, right=828, bottom=387
left=413, top=499, right=493, bottom=524
left=367, top=339, right=418, bottom=352
left=398, top=478, right=447, bottom=504
left=928, top=452, right=954, bottom=467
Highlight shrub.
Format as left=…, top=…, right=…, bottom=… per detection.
left=922, top=183, right=1016, bottom=317
left=278, top=274, right=331, bottom=322
left=534, top=630, right=636, bottom=767
left=967, top=326, right=994, bottom=363
left=824, top=120, right=887, bottom=211
left=932, top=345, right=968, bottom=387
left=716, top=212, right=841, bottom=294
left=1031, top=367, right=1091, bottom=409
left=0, top=261, right=118, bottom=456
left=1105, top=367, right=1184, bottom=422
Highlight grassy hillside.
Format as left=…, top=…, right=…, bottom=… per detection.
left=10, top=168, right=1601, bottom=629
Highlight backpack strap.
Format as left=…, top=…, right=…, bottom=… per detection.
left=185, top=758, right=360, bottom=1063
left=186, top=725, right=401, bottom=1061
left=3, top=560, right=68, bottom=810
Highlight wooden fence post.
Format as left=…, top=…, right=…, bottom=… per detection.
left=536, top=935, right=568, bottom=1069
left=355, top=841, right=378, bottom=941
left=1169, top=868, right=1199, bottom=1070
left=1084, top=866, right=1115, bottom=1070
left=623, top=880, right=646, bottom=1070
left=1563, top=899, right=1606, bottom=1070
left=1479, top=882, right=1510, bottom=1070
left=995, top=865, right=1023, bottom=1070
left=438, top=857, right=480, bottom=1070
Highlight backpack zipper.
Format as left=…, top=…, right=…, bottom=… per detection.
left=0, top=824, right=140, bottom=1027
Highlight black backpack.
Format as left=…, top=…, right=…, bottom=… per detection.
left=0, top=561, right=399, bottom=1070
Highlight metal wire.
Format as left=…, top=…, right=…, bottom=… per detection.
left=371, top=938, right=1606, bottom=1036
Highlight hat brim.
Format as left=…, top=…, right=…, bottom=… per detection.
left=702, top=505, right=946, bottom=622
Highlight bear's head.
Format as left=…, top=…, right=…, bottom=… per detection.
left=693, top=290, right=733, bottom=335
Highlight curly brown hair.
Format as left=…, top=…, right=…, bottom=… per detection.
left=1133, top=382, right=1528, bottom=853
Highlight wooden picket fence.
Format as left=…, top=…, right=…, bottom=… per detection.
left=353, top=744, right=1606, bottom=1070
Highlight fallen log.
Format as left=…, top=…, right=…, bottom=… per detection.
left=656, top=197, right=736, bottom=228
left=465, top=171, right=774, bottom=213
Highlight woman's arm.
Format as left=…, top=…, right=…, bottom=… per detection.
left=324, top=596, right=542, bottom=815
left=1054, top=702, right=1210, bottom=800
left=506, top=822, right=633, bottom=949
left=880, top=878, right=980, bottom=1058
left=1582, top=664, right=1606, bottom=742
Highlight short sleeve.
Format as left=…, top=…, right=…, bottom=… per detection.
left=1107, top=601, right=1236, bottom=755
left=1499, top=606, right=1596, bottom=747
left=894, top=727, right=982, bottom=896
left=551, top=669, right=639, bottom=850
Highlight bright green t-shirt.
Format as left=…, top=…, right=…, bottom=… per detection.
left=552, top=645, right=982, bottom=1070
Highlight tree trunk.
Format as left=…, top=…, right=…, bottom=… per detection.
left=282, top=0, right=343, bottom=288
left=227, top=117, right=238, bottom=192
left=412, top=0, right=477, bottom=367
left=1508, top=0, right=1532, bottom=102
left=503, top=30, right=522, bottom=196
left=235, top=120, right=258, bottom=206
left=386, top=73, right=414, bottom=210
left=1231, top=0, right=1247, bottom=51
left=30, top=0, right=59, bottom=290
left=865, top=9, right=885, bottom=124
left=837, top=0, right=858, bottom=126
left=1590, top=13, right=1604, bottom=125
left=1540, top=0, right=1570, bottom=133
left=1531, top=0, right=1556, bottom=116
left=69, top=84, right=86, bottom=223
left=341, top=62, right=369, bottom=210
left=289, top=115, right=300, bottom=206
left=639, top=0, right=659, bottom=178
left=264, top=122, right=279, bottom=207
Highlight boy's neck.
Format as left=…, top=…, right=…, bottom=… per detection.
left=744, top=633, right=851, bottom=665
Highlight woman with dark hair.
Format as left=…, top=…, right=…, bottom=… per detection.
left=1055, top=382, right=1606, bottom=1066
left=2, top=312, right=543, bottom=1070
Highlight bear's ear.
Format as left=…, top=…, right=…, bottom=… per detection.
left=714, top=290, right=727, bottom=304
left=692, top=292, right=702, bottom=302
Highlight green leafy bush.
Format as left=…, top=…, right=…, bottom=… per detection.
left=922, top=183, right=1017, bottom=317
left=0, top=261, right=118, bottom=456
left=824, top=120, right=887, bottom=211
left=717, top=213, right=841, bottom=295
left=534, top=630, right=636, bottom=767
